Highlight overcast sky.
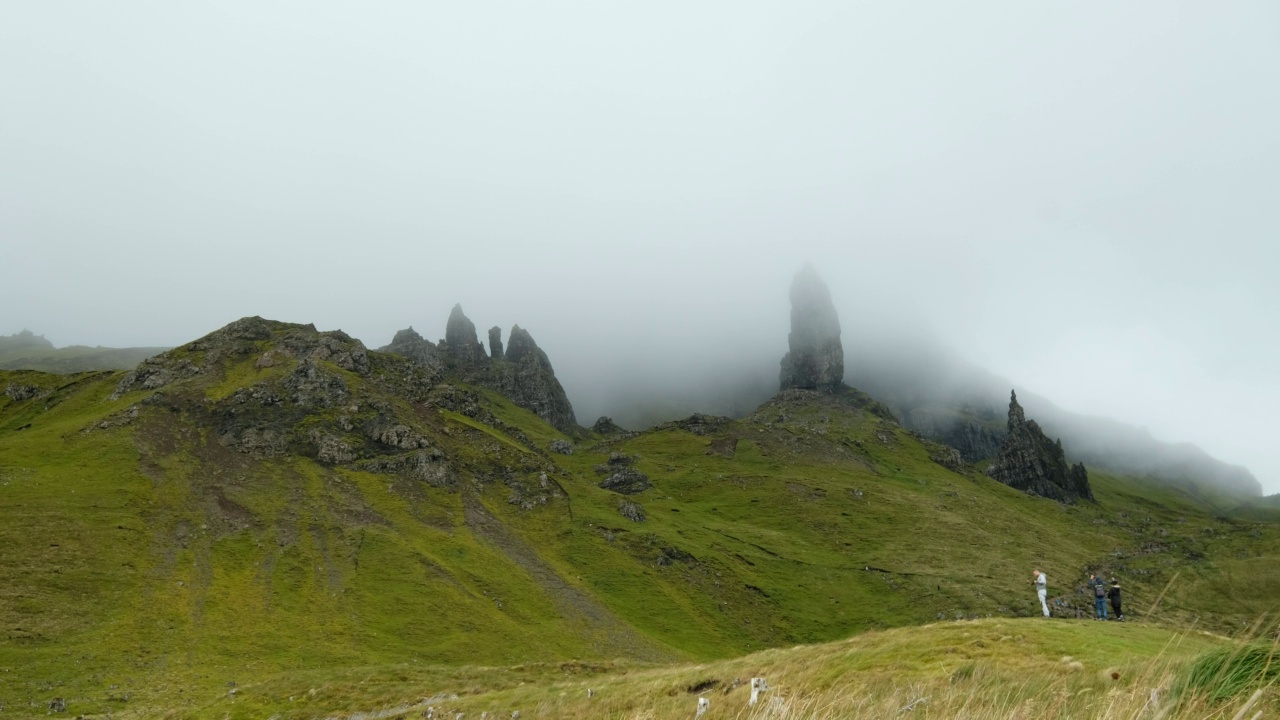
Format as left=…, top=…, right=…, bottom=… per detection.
left=2, top=2, right=1277, bottom=492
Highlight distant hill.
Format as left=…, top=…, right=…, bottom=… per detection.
left=843, top=341, right=1263, bottom=498
left=0, top=329, right=166, bottom=373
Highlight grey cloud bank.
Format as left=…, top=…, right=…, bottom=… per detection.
left=1, top=2, right=1277, bottom=491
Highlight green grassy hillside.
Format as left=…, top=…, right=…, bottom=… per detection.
left=2, top=318, right=1278, bottom=717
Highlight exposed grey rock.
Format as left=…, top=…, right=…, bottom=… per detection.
left=779, top=265, right=844, bottom=392
left=48, top=698, right=66, bottom=713
left=488, top=326, right=505, bottom=361
left=281, top=359, right=349, bottom=409
left=549, top=439, right=573, bottom=455
left=444, top=304, right=488, bottom=365
left=4, top=383, right=44, bottom=401
left=619, top=499, right=646, bottom=522
left=356, top=450, right=452, bottom=488
left=599, top=467, right=651, bottom=494
left=310, top=431, right=357, bottom=464
left=491, top=325, right=578, bottom=433
left=987, top=390, right=1093, bottom=502
left=379, top=326, right=445, bottom=377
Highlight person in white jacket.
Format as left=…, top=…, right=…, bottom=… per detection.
left=1032, top=569, right=1049, bottom=617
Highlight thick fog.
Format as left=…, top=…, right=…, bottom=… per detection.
left=2, top=3, right=1277, bottom=492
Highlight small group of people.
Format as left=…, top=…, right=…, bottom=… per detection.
left=1031, top=568, right=1124, bottom=621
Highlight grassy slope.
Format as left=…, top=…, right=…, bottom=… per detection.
left=2, top=344, right=1279, bottom=718
left=193, top=618, right=1259, bottom=719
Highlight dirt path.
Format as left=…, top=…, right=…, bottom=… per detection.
left=462, top=493, right=676, bottom=662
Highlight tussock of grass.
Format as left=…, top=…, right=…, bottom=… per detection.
left=1179, top=642, right=1280, bottom=703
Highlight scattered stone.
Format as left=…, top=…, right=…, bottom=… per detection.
left=671, top=413, right=731, bottom=436
left=549, top=439, right=574, bottom=455
left=696, top=697, right=709, bottom=718
left=48, top=698, right=66, bottom=712
left=779, top=264, right=844, bottom=392
left=986, top=391, right=1093, bottom=503
left=750, top=677, right=770, bottom=706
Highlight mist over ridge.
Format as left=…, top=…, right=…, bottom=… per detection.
left=2, top=1, right=1277, bottom=491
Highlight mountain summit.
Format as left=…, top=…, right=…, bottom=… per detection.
left=779, top=265, right=844, bottom=392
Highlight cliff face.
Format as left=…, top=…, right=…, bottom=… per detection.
left=779, top=265, right=844, bottom=392
left=384, top=307, right=579, bottom=435
left=490, top=324, right=578, bottom=433
left=987, top=390, right=1093, bottom=503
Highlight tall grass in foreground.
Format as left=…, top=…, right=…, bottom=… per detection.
left=203, top=619, right=1278, bottom=719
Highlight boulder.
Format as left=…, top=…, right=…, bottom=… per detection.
left=599, top=467, right=652, bottom=495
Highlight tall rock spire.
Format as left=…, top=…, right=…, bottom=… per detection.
left=779, top=264, right=844, bottom=392
left=444, top=304, right=488, bottom=365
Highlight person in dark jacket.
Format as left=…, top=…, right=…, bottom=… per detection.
left=1090, top=574, right=1109, bottom=620
left=1108, top=579, right=1123, bottom=621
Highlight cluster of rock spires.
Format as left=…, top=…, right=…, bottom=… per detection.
left=987, top=391, right=1093, bottom=503
left=779, top=264, right=845, bottom=393
left=380, top=304, right=579, bottom=435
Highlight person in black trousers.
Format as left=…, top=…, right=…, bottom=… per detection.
left=1108, top=578, right=1124, bottom=621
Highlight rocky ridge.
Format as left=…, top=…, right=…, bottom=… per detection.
left=382, top=306, right=579, bottom=435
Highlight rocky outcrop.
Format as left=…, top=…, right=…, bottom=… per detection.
left=593, top=417, right=625, bottom=435
left=378, top=327, right=444, bottom=379
left=779, top=265, right=844, bottom=392
left=987, top=391, right=1093, bottom=503
left=444, top=304, right=487, bottom=366
left=386, top=307, right=580, bottom=436
left=488, top=326, right=505, bottom=361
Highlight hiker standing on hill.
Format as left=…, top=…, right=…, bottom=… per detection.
left=1090, top=574, right=1109, bottom=620
left=1032, top=569, right=1049, bottom=617
left=1108, top=579, right=1124, bottom=621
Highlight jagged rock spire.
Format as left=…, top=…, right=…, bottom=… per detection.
left=496, top=324, right=578, bottom=432
left=445, top=304, right=488, bottom=365
left=988, top=390, right=1093, bottom=503
left=779, top=264, right=844, bottom=392
left=1008, top=390, right=1026, bottom=429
